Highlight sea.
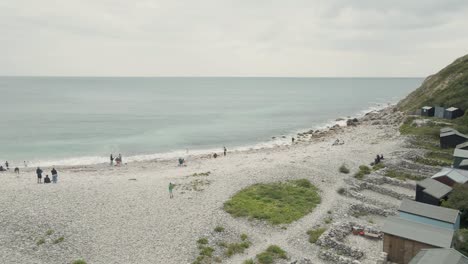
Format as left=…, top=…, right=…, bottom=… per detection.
left=0, top=77, right=422, bottom=167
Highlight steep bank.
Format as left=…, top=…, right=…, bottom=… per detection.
left=398, top=54, right=468, bottom=112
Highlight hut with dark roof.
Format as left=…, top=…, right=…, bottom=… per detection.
left=432, top=167, right=468, bottom=187
left=453, top=149, right=468, bottom=169
left=440, top=128, right=468, bottom=149
left=415, top=178, right=452, bottom=206
left=457, top=142, right=468, bottom=151
left=409, top=248, right=468, bottom=264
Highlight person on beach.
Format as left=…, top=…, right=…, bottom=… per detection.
left=44, top=175, right=51, bottom=184
left=0, top=166, right=5, bottom=172
left=5, top=161, right=9, bottom=170
left=51, top=168, right=58, bottom=183
left=24, top=161, right=27, bottom=168
left=36, top=167, right=43, bottom=183
left=178, top=158, right=185, bottom=166
left=14, top=167, right=19, bottom=174
left=292, top=137, right=295, bottom=144
left=168, top=182, right=175, bottom=198
left=213, top=153, right=218, bottom=159
left=224, top=146, right=227, bottom=156
left=110, top=154, right=114, bottom=166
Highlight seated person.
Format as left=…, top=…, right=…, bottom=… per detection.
left=0, top=166, right=5, bottom=171
left=44, top=175, right=51, bottom=184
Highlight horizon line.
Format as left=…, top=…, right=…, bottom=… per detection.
left=0, top=75, right=424, bottom=78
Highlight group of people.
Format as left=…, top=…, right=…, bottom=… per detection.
left=110, top=154, right=123, bottom=166
left=36, top=167, right=59, bottom=184
left=374, top=154, right=385, bottom=165
left=212, top=146, right=227, bottom=159
left=0, top=161, right=20, bottom=174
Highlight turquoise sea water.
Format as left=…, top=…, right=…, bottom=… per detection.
left=0, top=77, right=422, bottom=166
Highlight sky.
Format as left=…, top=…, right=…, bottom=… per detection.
left=1, top=0, right=468, bottom=77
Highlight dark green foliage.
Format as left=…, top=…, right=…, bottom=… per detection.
left=214, top=226, right=224, bottom=232
left=372, top=163, right=385, bottom=171
left=443, top=184, right=468, bottom=226
left=225, top=241, right=250, bottom=257
left=53, top=237, right=64, bottom=244
left=72, top=261, right=87, bottom=264
left=337, top=188, right=346, bottom=195
left=354, top=165, right=371, bottom=179
left=455, top=229, right=468, bottom=256
left=256, top=245, right=287, bottom=264
left=224, top=179, right=321, bottom=225
left=197, top=238, right=208, bottom=245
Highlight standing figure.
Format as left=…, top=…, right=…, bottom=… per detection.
left=36, top=167, right=43, bottom=183
left=51, top=167, right=58, bottom=183
left=14, top=167, right=20, bottom=175
left=292, top=137, right=295, bottom=144
left=118, top=154, right=122, bottom=165
left=223, top=146, right=227, bottom=156
left=5, top=161, right=9, bottom=170
left=110, top=154, right=114, bottom=166
left=169, top=182, right=175, bottom=198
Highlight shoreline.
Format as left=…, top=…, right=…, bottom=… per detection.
left=8, top=102, right=395, bottom=168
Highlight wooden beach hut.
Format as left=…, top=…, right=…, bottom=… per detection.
left=440, top=128, right=468, bottom=149
left=432, top=167, right=468, bottom=187
left=421, top=106, right=434, bottom=117
left=453, top=148, right=468, bottom=169
left=434, top=106, right=445, bottom=119
left=444, top=107, right=464, bottom=119
left=456, top=142, right=468, bottom=150
left=409, top=248, right=468, bottom=264
left=415, top=178, right=452, bottom=206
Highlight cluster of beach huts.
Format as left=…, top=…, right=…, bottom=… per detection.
left=380, top=122, right=468, bottom=263
left=419, top=106, right=464, bottom=119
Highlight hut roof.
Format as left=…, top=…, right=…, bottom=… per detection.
left=446, top=107, right=459, bottom=112
left=457, top=142, right=468, bottom=149
left=422, top=106, right=434, bottom=110
left=441, top=127, right=455, bottom=134
left=399, top=199, right=459, bottom=224
left=409, top=248, right=468, bottom=264
left=440, top=130, right=468, bottom=139
left=417, top=178, right=452, bottom=199
left=454, top=148, right=468, bottom=159
left=382, top=216, right=454, bottom=248
left=432, top=167, right=468, bottom=184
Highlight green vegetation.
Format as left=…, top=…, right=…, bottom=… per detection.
left=354, top=165, right=371, bottom=179
left=46, top=230, right=54, bottom=236
left=226, top=241, right=250, bottom=257
left=243, top=259, right=255, bottom=264
left=71, top=260, right=87, bottom=264
left=200, top=246, right=215, bottom=257
left=324, top=217, right=333, bottom=224
left=351, top=211, right=369, bottom=218
left=337, top=187, right=345, bottom=195
left=339, top=164, right=350, bottom=174
left=214, top=226, right=224, bottom=232
left=372, top=163, right=385, bottom=171
left=442, top=184, right=468, bottom=226
left=455, top=229, right=468, bottom=256
left=413, top=156, right=452, bottom=167
left=240, top=233, right=248, bottom=241
left=197, top=238, right=208, bottom=245
left=36, top=238, right=45, bottom=246
left=224, top=179, right=321, bottom=225
left=307, top=228, right=326, bottom=244
left=192, top=171, right=211, bottom=177
left=398, top=54, right=468, bottom=112
left=256, top=245, right=287, bottom=264
left=53, top=237, right=64, bottom=244
left=384, top=169, right=425, bottom=181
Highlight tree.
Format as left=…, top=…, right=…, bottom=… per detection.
left=442, top=184, right=468, bottom=227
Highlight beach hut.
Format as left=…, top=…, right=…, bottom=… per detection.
left=382, top=200, right=460, bottom=263
left=456, top=142, right=468, bottom=150
left=432, top=167, right=468, bottom=187
left=440, top=128, right=468, bottom=149
left=415, top=178, right=452, bottom=206
left=434, top=106, right=446, bottom=119
left=421, top=106, right=435, bottom=117
left=444, top=107, right=464, bottom=119
left=453, top=148, right=468, bottom=169
left=409, top=248, right=468, bottom=264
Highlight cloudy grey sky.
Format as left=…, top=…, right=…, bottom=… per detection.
left=1, top=0, right=468, bottom=77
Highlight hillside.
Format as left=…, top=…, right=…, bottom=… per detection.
left=398, top=54, right=468, bottom=112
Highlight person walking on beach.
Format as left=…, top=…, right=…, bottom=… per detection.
left=14, top=167, right=19, bottom=175
left=292, top=137, right=295, bottom=144
left=5, top=161, right=9, bottom=170
left=168, top=182, right=175, bottom=198
left=36, top=167, right=43, bottom=183
left=117, top=154, right=122, bottom=166
left=223, top=146, right=227, bottom=156
left=110, top=154, right=114, bottom=166
left=51, top=167, right=58, bottom=183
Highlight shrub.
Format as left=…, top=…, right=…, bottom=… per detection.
left=197, top=238, right=208, bottom=245
left=53, top=237, right=64, bottom=244
left=243, top=259, right=255, bottom=264
left=72, top=261, right=87, bottom=264
left=385, top=169, right=425, bottom=181
left=324, top=217, right=333, bottom=224
left=36, top=238, right=45, bottom=246
left=255, top=245, right=287, bottom=264
left=240, top=233, right=248, bottom=241
left=354, top=165, right=371, bottom=179
left=372, top=163, right=385, bottom=171
left=199, top=246, right=215, bottom=257
left=224, top=180, right=321, bottom=225
left=46, top=230, right=54, bottom=236
left=337, top=187, right=346, bottom=195
left=214, top=226, right=224, bottom=232
left=307, top=228, right=326, bottom=243
left=226, top=242, right=250, bottom=257
left=339, top=164, right=350, bottom=174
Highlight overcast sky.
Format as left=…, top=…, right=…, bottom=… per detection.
left=1, top=0, right=468, bottom=77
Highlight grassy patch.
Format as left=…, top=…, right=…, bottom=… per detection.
left=243, top=259, right=255, bottom=264
left=53, top=237, right=64, bottom=244
left=352, top=211, right=369, bottom=218
left=372, top=163, right=385, bottom=171
left=337, top=187, right=345, bottom=195
left=226, top=241, right=250, bottom=257
left=339, top=164, right=350, bottom=174
left=324, top=217, right=333, bottom=224
left=192, top=171, right=211, bottom=177
left=224, top=179, right=321, bottom=225
left=256, top=245, right=287, bottom=264
left=240, top=234, right=248, bottom=241
left=197, top=238, right=208, bottom=245
left=72, top=260, right=87, bottom=264
left=46, top=230, right=54, bottom=236
left=36, top=238, right=45, bottom=246
left=307, top=228, right=326, bottom=244
left=413, top=156, right=452, bottom=167
left=384, top=169, right=425, bottom=181
left=214, top=226, right=224, bottom=233
left=354, top=165, right=371, bottom=179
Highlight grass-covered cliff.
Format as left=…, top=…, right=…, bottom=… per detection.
left=398, top=54, right=468, bottom=112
